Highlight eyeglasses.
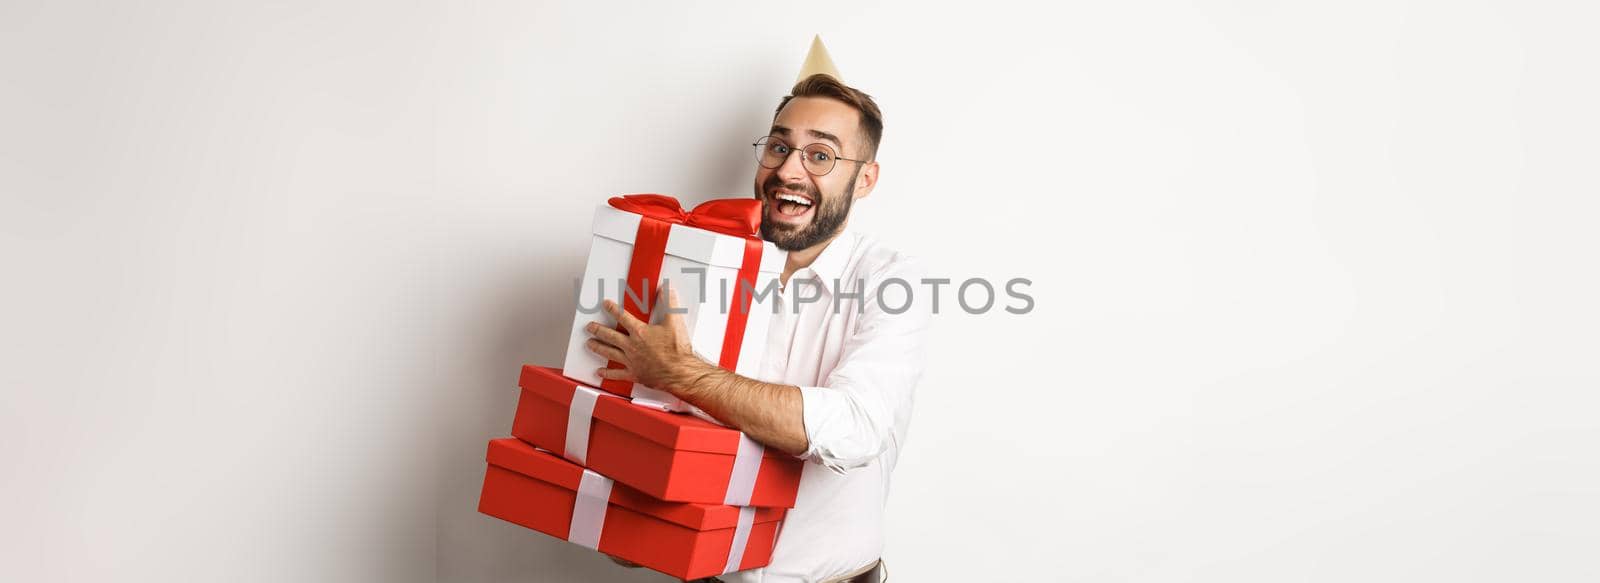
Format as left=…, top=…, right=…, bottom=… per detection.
left=752, top=136, right=868, bottom=177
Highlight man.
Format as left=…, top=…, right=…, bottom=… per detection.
left=584, top=73, right=927, bottom=583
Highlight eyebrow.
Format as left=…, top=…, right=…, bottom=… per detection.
left=806, top=129, right=843, bottom=150
left=769, top=125, right=844, bottom=151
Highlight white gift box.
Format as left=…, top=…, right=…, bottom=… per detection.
left=562, top=201, right=786, bottom=418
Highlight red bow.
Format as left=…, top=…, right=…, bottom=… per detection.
left=608, top=194, right=762, bottom=240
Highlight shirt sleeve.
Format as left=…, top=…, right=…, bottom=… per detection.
left=797, top=257, right=932, bottom=473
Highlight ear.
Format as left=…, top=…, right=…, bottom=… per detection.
left=852, top=161, right=879, bottom=201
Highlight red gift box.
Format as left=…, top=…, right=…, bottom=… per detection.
left=478, top=438, right=785, bottom=579
left=513, top=365, right=803, bottom=507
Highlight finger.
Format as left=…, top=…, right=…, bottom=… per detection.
left=659, top=284, right=687, bottom=330
left=595, top=366, right=635, bottom=382
left=584, top=338, right=626, bottom=363
left=602, top=299, right=646, bottom=334
left=584, top=321, right=630, bottom=347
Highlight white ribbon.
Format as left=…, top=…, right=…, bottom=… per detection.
left=721, top=506, right=756, bottom=574
left=717, top=436, right=764, bottom=574
left=628, top=385, right=693, bottom=413
left=629, top=384, right=725, bottom=426
left=722, top=433, right=764, bottom=506
left=564, top=385, right=604, bottom=464
left=568, top=468, right=613, bottom=551
left=625, top=384, right=678, bottom=412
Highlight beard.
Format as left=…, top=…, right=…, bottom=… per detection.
left=756, top=172, right=856, bottom=252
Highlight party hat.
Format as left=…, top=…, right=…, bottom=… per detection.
left=796, top=35, right=842, bottom=83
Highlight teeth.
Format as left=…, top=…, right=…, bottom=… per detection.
left=776, top=193, right=813, bottom=206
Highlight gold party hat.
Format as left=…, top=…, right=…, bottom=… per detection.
left=796, top=35, right=842, bottom=83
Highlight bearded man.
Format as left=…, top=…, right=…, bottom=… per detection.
left=586, top=72, right=928, bottom=583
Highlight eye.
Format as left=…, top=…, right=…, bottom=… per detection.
left=809, top=150, right=833, bottom=163
left=769, top=143, right=790, bottom=155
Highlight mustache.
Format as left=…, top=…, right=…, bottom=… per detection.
left=762, top=175, right=820, bottom=199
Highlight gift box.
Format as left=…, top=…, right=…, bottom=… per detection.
left=562, top=194, right=785, bottom=415
left=479, top=438, right=785, bottom=580
left=515, top=364, right=803, bottom=507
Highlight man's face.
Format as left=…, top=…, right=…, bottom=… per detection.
left=754, top=96, right=875, bottom=252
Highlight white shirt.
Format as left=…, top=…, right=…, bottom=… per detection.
left=723, top=230, right=931, bottom=583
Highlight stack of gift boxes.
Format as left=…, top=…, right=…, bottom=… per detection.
left=477, top=195, right=803, bottom=580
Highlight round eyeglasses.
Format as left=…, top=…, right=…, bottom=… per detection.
left=752, top=136, right=868, bottom=177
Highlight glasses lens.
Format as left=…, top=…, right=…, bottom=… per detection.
left=801, top=144, right=838, bottom=176
left=755, top=137, right=789, bottom=169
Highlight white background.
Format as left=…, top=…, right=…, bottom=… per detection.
left=3, top=1, right=1597, bottom=581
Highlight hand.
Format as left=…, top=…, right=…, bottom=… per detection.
left=584, top=285, right=710, bottom=397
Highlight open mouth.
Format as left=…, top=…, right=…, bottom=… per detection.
left=769, top=191, right=815, bottom=222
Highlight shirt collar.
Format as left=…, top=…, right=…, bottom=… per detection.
left=797, top=229, right=856, bottom=287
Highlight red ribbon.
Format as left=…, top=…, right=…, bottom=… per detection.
left=605, top=194, right=762, bottom=239
left=600, top=194, right=766, bottom=396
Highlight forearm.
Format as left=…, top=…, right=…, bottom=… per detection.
left=668, top=360, right=809, bottom=456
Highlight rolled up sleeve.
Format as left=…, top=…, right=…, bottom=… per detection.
left=798, top=259, right=931, bottom=473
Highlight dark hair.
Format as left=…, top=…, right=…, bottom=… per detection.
left=775, top=74, right=884, bottom=161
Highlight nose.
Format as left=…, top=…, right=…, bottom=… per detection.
left=776, top=147, right=810, bottom=184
